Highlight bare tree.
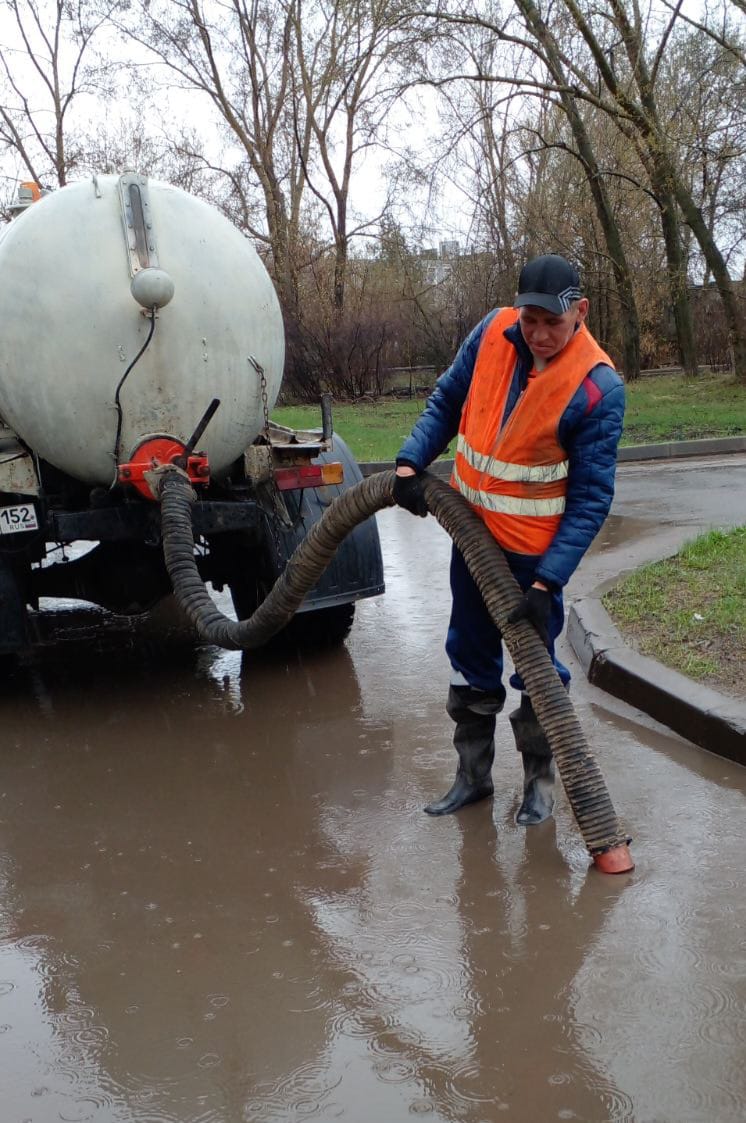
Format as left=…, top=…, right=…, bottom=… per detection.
left=0, top=0, right=115, bottom=187
left=283, top=0, right=431, bottom=394
left=504, top=0, right=642, bottom=379
left=425, top=2, right=675, bottom=376
left=429, top=39, right=523, bottom=288
left=117, top=0, right=307, bottom=320
left=291, top=0, right=425, bottom=314
left=557, top=0, right=746, bottom=379
left=78, top=112, right=221, bottom=198
left=118, top=0, right=426, bottom=393
left=661, top=0, right=746, bottom=69
left=421, top=0, right=746, bottom=377
left=658, top=25, right=746, bottom=283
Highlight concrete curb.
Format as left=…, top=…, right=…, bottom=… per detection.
left=359, top=434, right=746, bottom=476
left=617, top=435, right=746, bottom=462
left=567, top=595, right=746, bottom=766
left=359, top=458, right=452, bottom=478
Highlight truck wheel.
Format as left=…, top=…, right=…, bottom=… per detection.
left=0, top=554, right=30, bottom=656
left=221, top=532, right=269, bottom=623
left=229, top=578, right=354, bottom=649
left=285, top=602, right=356, bottom=648
left=228, top=577, right=263, bottom=624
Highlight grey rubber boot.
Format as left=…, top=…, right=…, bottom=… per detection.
left=424, top=684, right=505, bottom=816
left=509, top=692, right=555, bottom=825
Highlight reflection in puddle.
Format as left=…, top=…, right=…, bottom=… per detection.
left=588, top=513, right=657, bottom=552
left=0, top=512, right=744, bottom=1120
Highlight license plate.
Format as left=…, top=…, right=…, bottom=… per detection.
left=0, top=502, right=39, bottom=534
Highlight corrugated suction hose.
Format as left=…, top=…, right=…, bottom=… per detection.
left=156, top=465, right=633, bottom=871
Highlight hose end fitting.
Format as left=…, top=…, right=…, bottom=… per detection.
left=144, top=462, right=194, bottom=502
left=592, top=843, right=635, bottom=874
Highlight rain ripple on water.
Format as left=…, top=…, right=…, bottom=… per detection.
left=242, top=1061, right=343, bottom=1121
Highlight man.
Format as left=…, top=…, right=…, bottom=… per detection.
left=393, top=253, right=625, bottom=823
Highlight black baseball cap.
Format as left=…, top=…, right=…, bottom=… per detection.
left=514, top=254, right=582, bottom=315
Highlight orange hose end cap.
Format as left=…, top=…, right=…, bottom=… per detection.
left=593, top=844, right=635, bottom=874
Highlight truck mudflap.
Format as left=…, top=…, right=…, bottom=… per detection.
left=0, top=554, right=30, bottom=652
left=265, top=433, right=385, bottom=611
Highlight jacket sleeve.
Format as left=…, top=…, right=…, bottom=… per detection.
left=533, top=365, right=625, bottom=589
left=396, top=313, right=496, bottom=470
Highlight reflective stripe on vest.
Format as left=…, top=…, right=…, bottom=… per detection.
left=456, top=433, right=569, bottom=484
left=452, top=462, right=567, bottom=516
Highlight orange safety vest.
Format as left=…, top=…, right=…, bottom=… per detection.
left=451, top=307, right=614, bottom=555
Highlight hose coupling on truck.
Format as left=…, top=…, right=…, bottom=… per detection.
left=141, top=461, right=197, bottom=503
left=118, top=436, right=209, bottom=500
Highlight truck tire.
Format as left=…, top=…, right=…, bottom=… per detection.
left=228, top=574, right=264, bottom=624
left=212, top=530, right=267, bottom=624
left=0, top=553, right=30, bottom=655
left=221, top=528, right=359, bottom=650
left=285, top=602, right=355, bottom=648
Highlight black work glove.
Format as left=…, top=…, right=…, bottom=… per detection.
left=507, top=585, right=553, bottom=646
left=393, top=471, right=429, bottom=518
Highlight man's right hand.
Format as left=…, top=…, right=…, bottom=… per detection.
left=393, top=467, right=429, bottom=517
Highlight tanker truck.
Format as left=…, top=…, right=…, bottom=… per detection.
left=0, top=174, right=384, bottom=654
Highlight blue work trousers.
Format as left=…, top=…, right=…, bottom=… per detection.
left=445, top=545, right=571, bottom=694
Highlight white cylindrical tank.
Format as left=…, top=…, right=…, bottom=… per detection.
left=0, top=174, right=285, bottom=485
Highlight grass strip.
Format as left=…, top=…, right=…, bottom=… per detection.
left=274, top=398, right=451, bottom=463
left=602, top=527, right=746, bottom=697
left=274, top=372, right=746, bottom=462
left=621, top=372, right=746, bottom=445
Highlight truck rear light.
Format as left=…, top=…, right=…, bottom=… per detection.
left=274, top=463, right=344, bottom=491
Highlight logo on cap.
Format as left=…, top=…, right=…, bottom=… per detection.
left=556, top=284, right=582, bottom=312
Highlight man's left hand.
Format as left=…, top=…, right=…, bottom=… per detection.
left=506, top=584, right=553, bottom=646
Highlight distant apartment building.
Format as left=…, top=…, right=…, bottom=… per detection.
left=415, top=239, right=461, bottom=285
left=439, top=239, right=460, bottom=259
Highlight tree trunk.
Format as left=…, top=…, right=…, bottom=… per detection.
left=514, top=0, right=641, bottom=378
left=673, top=177, right=746, bottom=381
left=578, top=152, right=641, bottom=380
left=650, top=172, right=700, bottom=376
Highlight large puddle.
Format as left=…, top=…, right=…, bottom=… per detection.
left=1, top=489, right=745, bottom=1120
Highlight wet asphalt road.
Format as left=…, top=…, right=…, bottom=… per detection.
left=0, top=455, right=745, bottom=1122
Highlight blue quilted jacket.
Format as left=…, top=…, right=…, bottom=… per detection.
left=396, top=310, right=625, bottom=589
